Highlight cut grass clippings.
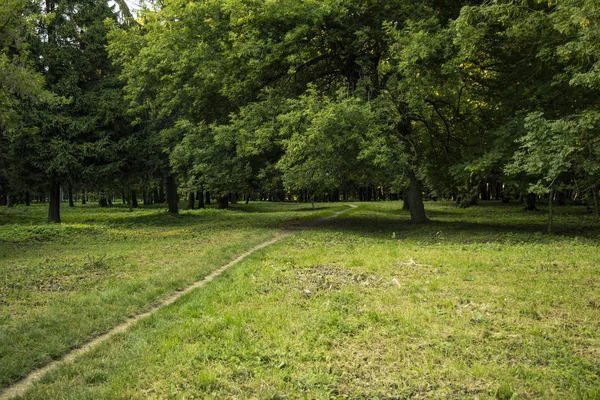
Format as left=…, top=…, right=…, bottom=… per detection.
left=5, top=201, right=599, bottom=399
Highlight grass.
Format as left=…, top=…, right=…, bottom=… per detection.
left=2, top=200, right=600, bottom=399
left=0, top=201, right=344, bottom=389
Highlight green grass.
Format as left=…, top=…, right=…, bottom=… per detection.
left=3, top=201, right=600, bottom=399
left=0, top=201, right=345, bottom=389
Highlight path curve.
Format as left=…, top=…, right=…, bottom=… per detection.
left=0, top=204, right=357, bottom=400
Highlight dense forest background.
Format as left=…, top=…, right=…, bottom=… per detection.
left=1, top=0, right=599, bottom=227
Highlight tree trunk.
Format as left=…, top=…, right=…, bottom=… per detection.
left=81, top=190, right=86, bottom=205
left=7, top=194, right=14, bottom=208
left=99, top=191, right=108, bottom=207
left=205, top=191, right=211, bottom=205
left=592, top=186, right=599, bottom=221
left=48, top=180, right=61, bottom=223
left=187, top=191, right=195, bottom=210
left=547, top=188, right=554, bottom=234
left=153, top=189, right=159, bottom=204
left=402, top=189, right=410, bottom=210
left=525, top=193, right=537, bottom=211
left=197, top=190, right=204, bottom=209
left=406, top=171, right=429, bottom=224
left=166, top=175, right=178, bottom=214
left=218, top=194, right=228, bottom=209
left=159, top=180, right=166, bottom=203
left=131, top=190, right=138, bottom=208
left=68, top=185, right=74, bottom=207
left=25, top=192, right=30, bottom=206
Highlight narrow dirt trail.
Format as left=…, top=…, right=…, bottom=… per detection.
left=0, top=205, right=357, bottom=400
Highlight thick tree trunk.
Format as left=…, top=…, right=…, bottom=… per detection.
left=402, top=189, right=410, bottom=210
left=548, top=188, right=554, bottom=234
left=218, top=194, right=228, bottom=209
left=406, top=171, right=429, bottom=224
left=187, top=191, right=195, bottom=210
left=48, top=180, right=61, bottom=223
left=525, top=193, right=537, bottom=211
left=166, top=176, right=178, bottom=214
left=205, top=191, right=211, bottom=205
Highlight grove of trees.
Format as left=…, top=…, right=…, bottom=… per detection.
left=1, top=0, right=598, bottom=229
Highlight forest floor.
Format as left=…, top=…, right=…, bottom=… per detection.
left=1, top=201, right=599, bottom=399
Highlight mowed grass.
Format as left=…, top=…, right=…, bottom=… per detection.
left=7, top=201, right=600, bottom=399
left=0, top=201, right=345, bottom=389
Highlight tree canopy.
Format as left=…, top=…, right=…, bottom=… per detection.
left=2, top=0, right=598, bottom=228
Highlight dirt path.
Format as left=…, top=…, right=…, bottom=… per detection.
left=0, top=205, right=357, bottom=400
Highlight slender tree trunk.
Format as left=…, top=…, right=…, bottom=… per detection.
left=131, top=190, right=138, bottom=208
left=218, top=194, right=228, bottom=209
left=197, top=190, right=204, bottom=209
left=48, top=180, right=61, bottom=223
left=205, top=191, right=211, bottom=205
left=81, top=190, right=86, bottom=205
left=187, top=191, right=195, bottom=210
left=25, top=192, right=30, bottom=206
left=591, top=186, right=599, bottom=221
left=159, top=180, right=165, bottom=203
left=7, top=194, right=13, bottom=208
left=548, top=188, right=554, bottom=234
left=152, top=189, right=159, bottom=204
left=166, top=176, right=178, bottom=214
left=245, top=193, right=250, bottom=204
left=406, top=171, right=429, bottom=224
left=68, top=185, right=74, bottom=207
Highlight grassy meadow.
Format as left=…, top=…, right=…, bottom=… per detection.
left=1, top=200, right=600, bottom=399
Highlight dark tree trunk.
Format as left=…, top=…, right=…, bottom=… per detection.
left=81, top=190, right=86, bottom=205
left=68, top=185, right=74, bottom=207
left=218, top=194, right=228, bottom=209
left=197, top=190, right=204, bottom=208
left=99, top=192, right=108, bottom=207
left=159, top=180, right=165, bottom=203
left=245, top=193, right=250, bottom=204
left=205, top=191, right=211, bottom=205
left=7, top=194, right=14, bottom=208
left=25, top=192, right=30, bottom=206
left=152, top=189, right=159, bottom=204
left=187, top=191, right=195, bottom=210
left=131, top=190, right=138, bottom=208
left=592, top=185, right=599, bottom=221
left=48, top=180, right=61, bottom=223
left=525, top=193, right=537, bottom=211
left=406, top=171, right=429, bottom=224
left=548, top=188, right=554, bottom=234
left=122, top=191, right=127, bottom=205
left=166, top=175, right=178, bottom=214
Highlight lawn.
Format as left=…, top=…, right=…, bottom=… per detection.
left=0, top=201, right=344, bottom=390
left=2, top=201, right=600, bottom=399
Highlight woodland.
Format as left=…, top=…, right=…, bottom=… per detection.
left=1, top=0, right=598, bottom=230
left=1, top=1, right=600, bottom=398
